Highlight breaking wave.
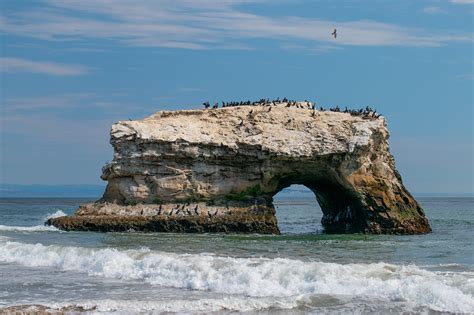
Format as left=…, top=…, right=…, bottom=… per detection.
left=44, top=210, right=67, bottom=220
left=0, top=239, right=473, bottom=313
left=0, top=210, right=66, bottom=232
left=47, top=297, right=298, bottom=313
left=0, top=225, right=58, bottom=232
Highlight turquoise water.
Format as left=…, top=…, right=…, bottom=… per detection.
left=0, top=197, right=473, bottom=313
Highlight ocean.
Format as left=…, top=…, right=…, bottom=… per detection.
left=0, top=196, right=473, bottom=314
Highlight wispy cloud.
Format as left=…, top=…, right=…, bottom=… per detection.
left=1, top=93, right=93, bottom=112
left=0, top=93, right=152, bottom=146
left=0, top=57, right=91, bottom=76
left=282, top=43, right=342, bottom=55
left=455, top=73, right=474, bottom=80
left=177, top=87, right=204, bottom=93
left=1, top=93, right=148, bottom=114
left=0, top=0, right=470, bottom=52
left=422, top=6, right=446, bottom=14
left=449, top=0, right=474, bottom=4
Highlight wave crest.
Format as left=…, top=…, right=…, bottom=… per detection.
left=0, top=225, right=59, bottom=232
left=0, top=240, right=472, bottom=313
left=45, top=210, right=67, bottom=220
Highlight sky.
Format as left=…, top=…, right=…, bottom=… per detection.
left=0, top=0, right=473, bottom=195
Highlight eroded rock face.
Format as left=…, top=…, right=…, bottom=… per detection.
left=48, top=103, right=431, bottom=234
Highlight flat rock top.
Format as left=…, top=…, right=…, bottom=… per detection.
left=112, top=103, right=385, bottom=157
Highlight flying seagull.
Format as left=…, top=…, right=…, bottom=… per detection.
left=332, top=28, right=337, bottom=39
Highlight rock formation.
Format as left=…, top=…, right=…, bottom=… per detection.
left=47, top=102, right=431, bottom=234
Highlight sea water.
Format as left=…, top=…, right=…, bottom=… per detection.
left=0, top=197, right=473, bottom=314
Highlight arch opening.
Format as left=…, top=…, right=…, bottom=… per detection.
left=267, top=173, right=368, bottom=234
left=273, top=185, right=323, bottom=234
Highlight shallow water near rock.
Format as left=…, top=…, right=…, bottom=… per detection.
left=0, top=196, right=473, bottom=314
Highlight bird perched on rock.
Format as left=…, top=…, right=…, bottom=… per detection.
left=332, top=28, right=337, bottom=38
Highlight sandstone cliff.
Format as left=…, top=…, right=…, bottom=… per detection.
left=48, top=102, right=431, bottom=234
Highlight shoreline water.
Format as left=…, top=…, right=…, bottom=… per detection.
left=0, top=196, right=473, bottom=314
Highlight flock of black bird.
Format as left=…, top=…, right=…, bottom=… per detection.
left=323, top=105, right=381, bottom=118
left=202, top=98, right=380, bottom=118
left=202, top=97, right=308, bottom=109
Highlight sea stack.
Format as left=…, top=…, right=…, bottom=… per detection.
left=47, top=102, right=431, bottom=234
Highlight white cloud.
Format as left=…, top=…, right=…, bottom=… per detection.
left=0, top=93, right=151, bottom=146
left=0, top=0, right=470, bottom=51
left=450, top=0, right=474, bottom=4
left=422, top=6, right=446, bottom=14
left=1, top=93, right=149, bottom=114
left=455, top=73, right=474, bottom=80
left=0, top=57, right=91, bottom=76
left=177, top=87, right=204, bottom=93
left=1, top=94, right=92, bottom=112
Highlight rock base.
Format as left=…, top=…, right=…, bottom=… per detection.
left=46, top=202, right=279, bottom=234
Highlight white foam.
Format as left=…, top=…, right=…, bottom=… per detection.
left=0, top=225, right=59, bottom=232
left=47, top=296, right=298, bottom=313
left=0, top=239, right=472, bottom=313
left=44, top=210, right=67, bottom=220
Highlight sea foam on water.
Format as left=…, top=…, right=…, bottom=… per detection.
left=0, top=238, right=473, bottom=313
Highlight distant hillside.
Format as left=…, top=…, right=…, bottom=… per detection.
left=0, top=184, right=105, bottom=198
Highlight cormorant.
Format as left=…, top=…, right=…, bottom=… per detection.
left=332, top=28, right=337, bottom=39
left=213, top=210, right=218, bottom=216
left=193, top=205, right=199, bottom=215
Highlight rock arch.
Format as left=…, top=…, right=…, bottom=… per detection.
left=48, top=104, right=431, bottom=234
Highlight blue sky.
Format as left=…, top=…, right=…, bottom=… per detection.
left=0, top=0, right=473, bottom=195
